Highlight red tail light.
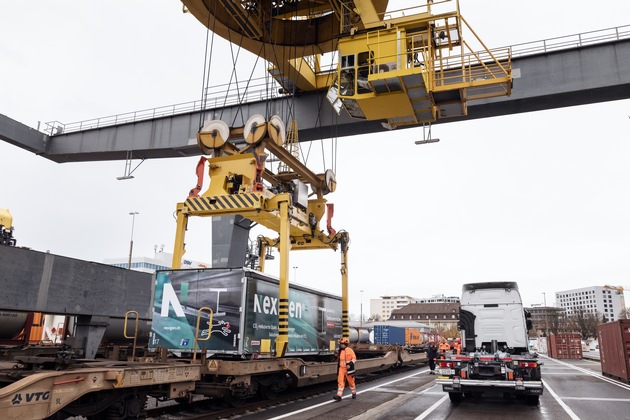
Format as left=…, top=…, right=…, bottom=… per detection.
left=438, top=361, right=455, bottom=368
left=519, top=361, right=537, bottom=368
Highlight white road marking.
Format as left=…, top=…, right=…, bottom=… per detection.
left=561, top=397, right=630, bottom=402
left=266, top=368, right=431, bottom=420
left=542, top=372, right=594, bottom=375
left=413, top=395, right=448, bottom=420
left=369, top=387, right=429, bottom=395
left=542, top=379, right=581, bottom=420
left=541, top=355, right=630, bottom=391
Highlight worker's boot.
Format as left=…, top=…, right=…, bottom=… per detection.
left=333, top=395, right=342, bottom=402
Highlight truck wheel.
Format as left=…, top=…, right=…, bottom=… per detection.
left=448, top=392, right=463, bottom=403
left=526, top=395, right=540, bottom=406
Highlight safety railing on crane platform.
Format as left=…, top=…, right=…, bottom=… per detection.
left=431, top=46, right=512, bottom=98
left=44, top=24, right=630, bottom=137
left=43, top=76, right=287, bottom=136
left=509, top=24, right=630, bottom=58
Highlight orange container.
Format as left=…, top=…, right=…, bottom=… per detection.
left=405, top=328, right=421, bottom=345
left=28, top=313, right=45, bottom=344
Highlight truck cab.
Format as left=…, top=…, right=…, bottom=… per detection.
left=459, top=282, right=530, bottom=355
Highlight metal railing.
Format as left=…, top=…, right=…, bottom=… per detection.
left=44, top=24, right=630, bottom=136
left=509, top=24, right=630, bottom=58
left=44, top=76, right=287, bottom=136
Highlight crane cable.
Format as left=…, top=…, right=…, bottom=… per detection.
left=198, top=0, right=220, bottom=132
left=223, top=26, right=267, bottom=129
left=198, top=2, right=339, bottom=176
left=200, top=2, right=266, bottom=131
left=261, top=1, right=338, bottom=176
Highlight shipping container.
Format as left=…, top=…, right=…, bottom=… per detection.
left=373, top=325, right=406, bottom=345
left=27, top=313, right=45, bottom=344
left=598, top=320, right=630, bottom=383
left=547, top=334, right=582, bottom=359
left=405, top=328, right=421, bottom=345
left=150, top=268, right=342, bottom=356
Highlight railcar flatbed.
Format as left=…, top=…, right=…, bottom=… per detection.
left=0, top=359, right=200, bottom=419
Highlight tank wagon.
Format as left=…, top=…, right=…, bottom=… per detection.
left=347, top=323, right=441, bottom=348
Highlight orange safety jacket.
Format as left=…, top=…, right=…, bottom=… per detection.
left=338, top=346, right=357, bottom=369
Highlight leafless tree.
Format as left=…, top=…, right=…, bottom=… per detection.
left=566, top=309, right=599, bottom=338
left=442, top=325, right=460, bottom=339
left=545, top=307, right=566, bottom=335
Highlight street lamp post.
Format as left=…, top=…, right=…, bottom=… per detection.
left=360, top=290, right=364, bottom=327
left=128, top=212, right=139, bottom=270
left=542, top=292, right=548, bottom=336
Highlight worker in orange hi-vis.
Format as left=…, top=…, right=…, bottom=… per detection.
left=454, top=338, right=462, bottom=355
left=333, top=337, right=357, bottom=401
left=439, top=339, right=450, bottom=353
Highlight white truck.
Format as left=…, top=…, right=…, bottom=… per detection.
left=435, top=282, right=543, bottom=404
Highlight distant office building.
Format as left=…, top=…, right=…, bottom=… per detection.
left=555, top=286, right=624, bottom=322
left=370, top=295, right=420, bottom=321
left=104, top=246, right=209, bottom=274
left=418, top=294, right=460, bottom=304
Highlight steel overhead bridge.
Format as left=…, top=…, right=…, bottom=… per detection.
left=2, top=25, right=630, bottom=163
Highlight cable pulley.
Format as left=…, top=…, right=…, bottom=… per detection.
left=244, top=114, right=267, bottom=144
left=197, top=119, right=230, bottom=154
left=267, top=114, right=286, bottom=146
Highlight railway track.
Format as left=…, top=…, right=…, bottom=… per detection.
left=145, top=362, right=429, bottom=419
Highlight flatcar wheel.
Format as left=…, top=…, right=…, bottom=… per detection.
left=224, top=392, right=249, bottom=408
left=260, top=384, right=279, bottom=400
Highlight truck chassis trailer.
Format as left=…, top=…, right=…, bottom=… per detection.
left=436, top=282, right=543, bottom=404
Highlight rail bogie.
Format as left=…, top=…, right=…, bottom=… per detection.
left=194, top=344, right=426, bottom=403
left=0, top=360, right=200, bottom=419
left=0, top=339, right=426, bottom=418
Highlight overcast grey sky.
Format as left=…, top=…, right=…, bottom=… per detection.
left=2, top=1, right=630, bottom=318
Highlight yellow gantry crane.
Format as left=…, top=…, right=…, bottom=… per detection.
left=172, top=115, right=349, bottom=356
left=173, top=0, right=513, bottom=352
left=182, top=0, right=512, bottom=128
left=603, top=285, right=627, bottom=319
left=0, top=208, right=16, bottom=246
